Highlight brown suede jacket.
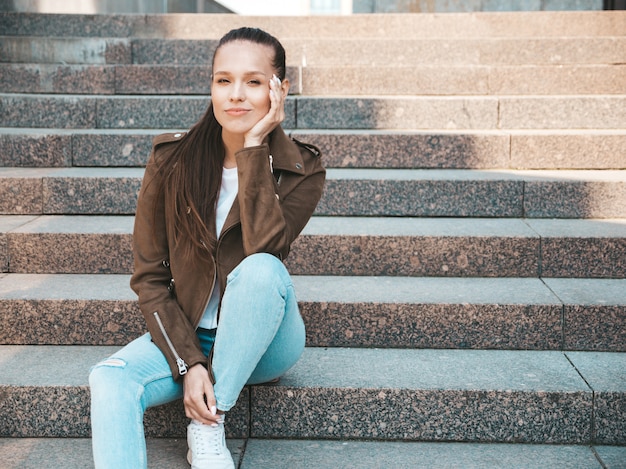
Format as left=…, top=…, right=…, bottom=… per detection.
left=130, top=126, right=325, bottom=381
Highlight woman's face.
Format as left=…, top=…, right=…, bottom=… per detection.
left=211, top=40, right=277, bottom=138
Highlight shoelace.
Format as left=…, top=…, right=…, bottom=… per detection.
left=190, top=424, right=225, bottom=456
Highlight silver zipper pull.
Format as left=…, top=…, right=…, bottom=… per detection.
left=269, top=154, right=274, bottom=174
left=176, top=358, right=188, bottom=375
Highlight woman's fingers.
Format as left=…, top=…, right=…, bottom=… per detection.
left=183, top=364, right=221, bottom=424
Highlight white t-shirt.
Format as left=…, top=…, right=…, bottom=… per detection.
left=197, top=166, right=238, bottom=330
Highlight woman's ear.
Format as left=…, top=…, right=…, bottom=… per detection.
left=280, top=78, right=290, bottom=97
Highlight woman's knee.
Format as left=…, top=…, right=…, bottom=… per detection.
left=228, top=253, right=290, bottom=288
left=89, top=356, right=135, bottom=399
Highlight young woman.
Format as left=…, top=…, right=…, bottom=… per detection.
left=89, top=27, right=325, bottom=469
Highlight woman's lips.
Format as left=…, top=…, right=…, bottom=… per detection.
left=225, top=108, right=250, bottom=116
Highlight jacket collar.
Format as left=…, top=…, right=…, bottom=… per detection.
left=269, top=127, right=306, bottom=176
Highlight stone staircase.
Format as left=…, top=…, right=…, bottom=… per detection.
left=0, top=10, right=625, bottom=468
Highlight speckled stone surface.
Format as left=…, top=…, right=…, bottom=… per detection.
left=0, top=345, right=249, bottom=438
left=595, top=446, right=626, bottom=469
left=0, top=94, right=97, bottom=129
left=297, top=276, right=562, bottom=350
left=487, top=64, right=626, bottom=96
left=0, top=131, right=72, bottom=167
left=1, top=217, right=30, bottom=281
left=0, top=274, right=569, bottom=349
left=0, top=64, right=116, bottom=94
left=251, top=348, right=592, bottom=443
left=289, top=130, right=509, bottom=169
left=72, top=131, right=159, bottom=166
left=6, top=438, right=245, bottom=469
left=42, top=168, right=144, bottom=215
left=96, top=95, right=296, bottom=129
left=0, top=37, right=131, bottom=64
left=0, top=438, right=244, bottom=469
left=499, top=96, right=626, bottom=130
left=566, top=352, right=626, bottom=445
left=7, top=215, right=134, bottom=274
left=510, top=132, right=626, bottom=170
left=318, top=169, right=524, bottom=217
left=524, top=178, right=626, bottom=218
left=114, top=65, right=212, bottom=94
left=546, top=278, right=626, bottom=352
left=0, top=168, right=45, bottom=214
left=96, top=96, right=210, bottom=129
left=295, top=96, right=498, bottom=130
left=241, top=440, right=605, bottom=469
left=526, top=219, right=626, bottom=278
left=131, top=39, right=217, bottom=65
left=288, top=217, right=540, bottom=277
left=4, top=12, right=626, bottom=39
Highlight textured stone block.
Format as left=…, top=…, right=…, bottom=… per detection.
left=526, top=219, right=626, bottom=278
left=318, top=169, right=524, bottom=217
left=522, top=171, right=626, bottom=218
left=7, top=215, right=134, bottom=274
left=0, top=273, right=139, bottom=345
left=0, top=345, right=249, bottom=438
left=114, top=65, right=212, bottom=94
left=566, top=352, right=626, bottom=444
left=0, top=37, right=131, bottom=64
left=251, top=348, right=592, bottom=443
left=241, top=440, right=603, bottom=469
left=0, top=168, right=44, bottom=214
left=42, top=168, right=144, bottom=215
left=488, top=65, right=626, bottom=95
left=0, top=95, right=97, bottom=129
left=510, top=132, right=626, bottom=169
left=0, top=64, right=116, bottom=94
left=295, top=97, right=498, bottom=130
left=499, top=96, right=626, bottom=129
left=546, top=279, right=626, bottom=352
left=0, top=131, right=72, bottom=167
left=290, top=130, right=509, bottom=169
left=131, top=39, right=217, bottom=64
left=287, top=217, right=540, bottom=277
left=96, top=96, right=295, bottom=129
left=301, top=65, right=490, bottom=95
left=0, top=438, right=244, bottom=469
left=72, top=131, right=158, bottom=166
left=298, top=276, right=562, bottom=350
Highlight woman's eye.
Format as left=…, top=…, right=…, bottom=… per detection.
left=248, top=80, right=261, bottom=85
left=216, top=78, right=230, bottom=84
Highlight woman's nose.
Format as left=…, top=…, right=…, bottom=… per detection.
left=229, top=82, right=245, bottom=101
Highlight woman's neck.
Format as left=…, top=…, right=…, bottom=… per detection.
left=221, top=131, right=243, bottom=169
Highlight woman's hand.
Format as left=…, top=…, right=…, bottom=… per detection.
left=183, top=364, right=222, bottom=425
left=244, top=74, right=288, bottom=148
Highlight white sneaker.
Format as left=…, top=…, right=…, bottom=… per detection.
left=186, top=419, right=235, bottom=469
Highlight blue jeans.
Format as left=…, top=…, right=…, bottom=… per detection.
left=89, top=253, right=305, bottom=469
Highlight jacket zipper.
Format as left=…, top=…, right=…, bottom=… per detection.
left=153, top=311, right=188, bottom=376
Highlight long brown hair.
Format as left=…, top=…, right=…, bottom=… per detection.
left=153, top=27, right=286, bottom=260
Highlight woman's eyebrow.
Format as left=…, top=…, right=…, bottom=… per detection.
left=213, top=70, right=268, bottom=77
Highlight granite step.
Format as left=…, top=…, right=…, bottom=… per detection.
left=1, top=215, right=625, bottom=278
left=2, top=62, right=624, bottom=96
left=1, top=438, right=624, bottom=469
left=3, top=11, right=625, bottom=39
left=0, top=345, right=624, bottom=445
left=2, top=128, right=625, bottom=170
left=0, top=273, right=624, bottom=352
left=2, top=93, right=625, bottom=130
left=3, top=36, right=625, bottom=67
left=1, top=167, right=625, bottom=218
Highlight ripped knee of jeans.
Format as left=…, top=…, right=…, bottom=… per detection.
left=93, top=357, right=126, bottom=368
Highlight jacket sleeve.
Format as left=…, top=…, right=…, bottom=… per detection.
left=130, top=141, right=207, bottom=381
left=235, top=142, right=325, bottom=259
